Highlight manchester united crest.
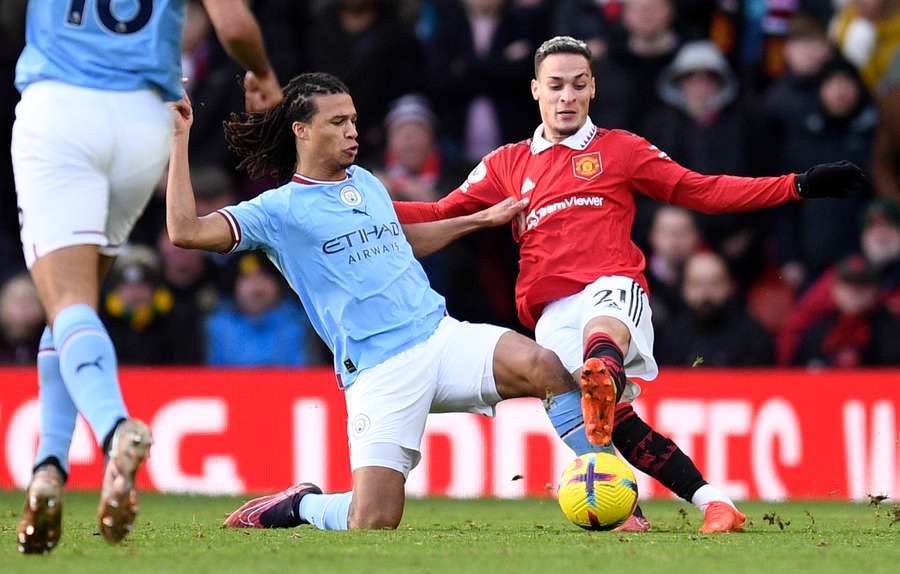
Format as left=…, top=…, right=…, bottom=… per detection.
left=572, top=152, right=603, bottom=180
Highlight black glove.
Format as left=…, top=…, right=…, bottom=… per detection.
left=795, top=161, right=869, bottom=199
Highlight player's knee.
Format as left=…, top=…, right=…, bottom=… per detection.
left=525, top=346, right=574, bottom=396
left=348, top=506, right=402, bottom=530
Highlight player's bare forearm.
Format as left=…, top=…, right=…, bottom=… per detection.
left=203, top=0, right=275, bottom=78
left=403, top=217, right=481, bottom=258
left=402, top=197, right=528, bottom=258
left=165, top=137, right=233, bottom=253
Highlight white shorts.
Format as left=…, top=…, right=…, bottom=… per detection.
left=11, top=81, right=172, bottom=268
left=535, top=275, right=658, bottom=402
left=344, top=316, right=508, bottom=477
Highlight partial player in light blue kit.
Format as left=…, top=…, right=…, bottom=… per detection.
left=166, top=73, right=610, bottom=532
left=16, top=0, right=186, bottom=101
left=13, top=0, right=284, bottom=554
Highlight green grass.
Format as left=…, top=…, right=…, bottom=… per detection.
left=1, top=492, right=898, bottom=574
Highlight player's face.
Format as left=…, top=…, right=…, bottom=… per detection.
left=296, top=93, right=359, bottom=170
left=532, top=54, right=595, bottom=141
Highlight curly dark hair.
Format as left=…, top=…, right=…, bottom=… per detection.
left=223, top=72, right=350, bottom=185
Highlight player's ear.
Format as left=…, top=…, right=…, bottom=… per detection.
left=292, top=121, right=307, bottom=141
left=531, top=78, right=539, bottom=101
left=590, top=76, right=596, bottom=100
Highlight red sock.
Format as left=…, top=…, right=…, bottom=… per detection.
left=583, top=332, right=626, bottom=400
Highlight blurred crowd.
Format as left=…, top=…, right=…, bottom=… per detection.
left=0, top=0, right=899, bottom=369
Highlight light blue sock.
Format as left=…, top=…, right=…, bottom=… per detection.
left=34, top=326, right=78, bottom=476
left=547, top=389, right=614, bottom=455
left=297, top=492, right=353, bottom=530
left=52, top=304, right=127, bottom=448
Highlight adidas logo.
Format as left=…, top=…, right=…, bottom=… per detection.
left=521, top=177, right=535, bottom=195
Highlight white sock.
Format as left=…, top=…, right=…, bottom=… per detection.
left=691, top=484, right=736, bottom=512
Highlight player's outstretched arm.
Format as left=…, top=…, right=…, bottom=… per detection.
left=629, top=134, right=868, bottom=213
left=166, top=92, right=234, bottom=253
left=402, top=197, right=529, bottom=258
left=202, top=0, right=282, bottom=111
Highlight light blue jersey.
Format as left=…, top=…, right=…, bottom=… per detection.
left=16, top=0, right=186, bottom=101
left=219, top=166, right=447, bottom=387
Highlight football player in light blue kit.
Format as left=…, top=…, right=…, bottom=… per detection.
left=167, top=73, right=612, bottom=531
left=13, top=0, right=283, bottom=553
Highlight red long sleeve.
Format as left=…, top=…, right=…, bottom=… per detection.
left=393, top=189, right=485, bottom=223
left=627, top=135, right=801, bottom=212
left=393, top=149, right=513, bottom=224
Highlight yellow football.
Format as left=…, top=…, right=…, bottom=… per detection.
left=557, top=452, right=638, bottom=530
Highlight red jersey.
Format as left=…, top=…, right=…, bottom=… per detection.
left=394, top=119, right=800, bottom=329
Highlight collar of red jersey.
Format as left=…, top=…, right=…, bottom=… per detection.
left=530, top=117, right=598, bottom=155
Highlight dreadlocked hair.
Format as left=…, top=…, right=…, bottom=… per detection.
left=223, top=72, right=350, bottom=185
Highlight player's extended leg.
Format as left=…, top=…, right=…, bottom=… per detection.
left=224, top=464, right=406, bottom=531
left=29, top=246, right=152, bottom=544
left=611, top=403, right=745, bottom=533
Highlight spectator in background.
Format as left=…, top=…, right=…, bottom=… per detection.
left=0, top=272, right=43, bottom=364
left=656, top=252, right=773, bottom=367
left=192, top=164, right=240, bottom=215
left=645, top=207, right=702, bottom=324
left=775, top=56, right=878, bottom=289
left=206, top=253, right=315, bottom=366
left=427, top=0, right=539, bottom=162
left=157, top=228, right=216, bottom=363
left=181, top=0, right=246, bottom=168
left=871, top=53, right=900, bottom=203
left=376, top=95, right=444, bottom=202
left=306, top=0, right=424, bottom=161
left=648, top=40, right=745, bottom=178
left=644, top=40, right=767, bottom=290
left=831, top=0, right=900, bottom=92
left=589, top=0, right=681, bottom=130
left=794, top=254, right=900, bottom=366
left=777, top=199, right=900, bottom=364
left=762, top=13, right=834, bottom=175
left=101, top=246, right=201, bottom=364
left=248, top=0, right=311, bottom=82
left=552, top=0, right=622, bottom=62
left=375, top=95, right=454, bottom=293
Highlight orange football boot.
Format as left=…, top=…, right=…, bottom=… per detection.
left=699, top=502, right=746, bottom=533
left=613, top=506, right=651, bottom=532
left=580, top=357, right=617, bottom=446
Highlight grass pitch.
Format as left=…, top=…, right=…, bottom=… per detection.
left=1, top=492, right=898, bottom=574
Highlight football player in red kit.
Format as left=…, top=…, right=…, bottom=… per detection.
left=393, top=36, right=867, bottom=533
